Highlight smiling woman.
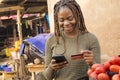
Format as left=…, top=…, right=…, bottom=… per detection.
left=43, top=0, right=101, bottom=80
left=57, top=6, right=77, bottom=36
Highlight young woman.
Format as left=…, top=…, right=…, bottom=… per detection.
left=43, top=0, right=101, bottom=80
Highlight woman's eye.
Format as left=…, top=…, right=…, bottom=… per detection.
left=68, top=17, right=73, bottom=21
left=59, top=19, right=64, bottom=22
left=58, top=16, right=73, bottom=22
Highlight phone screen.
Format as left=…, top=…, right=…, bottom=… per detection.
left=52, top=54, right=68, bottom=63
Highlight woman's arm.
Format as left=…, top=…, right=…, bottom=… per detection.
left=43, top=36, right=56, bottom=80
left=89, top=33, right=101, bottom=64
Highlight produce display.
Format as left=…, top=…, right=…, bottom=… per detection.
left=87, top=55, right=120, bottom=80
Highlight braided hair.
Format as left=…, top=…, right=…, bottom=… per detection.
left=54, top=0, right=88, bottom=43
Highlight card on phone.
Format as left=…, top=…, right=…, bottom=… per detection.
left=71, top=54, right=83, bottom=60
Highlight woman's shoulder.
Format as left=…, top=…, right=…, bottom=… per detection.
left=83, top=32, right=98, bottom=40
left=86, top=32, right=97, bottom=37
left=46, top=33, right=56, bottom=42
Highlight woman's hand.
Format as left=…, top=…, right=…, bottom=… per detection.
left=81, top=50, right=94, bottom=65
left=49, top=59, right=68, bottom=71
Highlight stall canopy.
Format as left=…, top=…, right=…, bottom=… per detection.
left=0, top=0, right=47, bottom=17
left=0, top=0, right=48, bottom=50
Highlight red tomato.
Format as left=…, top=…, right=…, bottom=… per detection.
left=97, top=73, right=110, bottom=80
left=95, top=66, right=106, bottom=74
left=119, top=70, right=120, bottom=75
left=109, top=56, right=120, bottom=65
left=110, top=65, right=120, bottom=73
left=87, top=69, right=93, bottom=76
left=104, top=61, right=111, bottom=71
left=89, top=71, right=98, bottom=79
left=112, top=74, right=120, bottom=80
left=91, top=64, right=103, bottom=71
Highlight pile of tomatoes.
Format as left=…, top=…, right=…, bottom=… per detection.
left=87, top=55, right=120, bottom=80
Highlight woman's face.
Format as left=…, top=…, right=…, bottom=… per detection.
left=57, top=6, right=76, bottom=34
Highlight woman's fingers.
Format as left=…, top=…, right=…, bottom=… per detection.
left=81, top=50, right=94, bottom=65
left=50, top=59, right=67, bottom=70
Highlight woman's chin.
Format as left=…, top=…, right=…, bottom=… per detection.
left=64, top=30, right=72, bottom=34
left=64, top=29, right=72, bottom=33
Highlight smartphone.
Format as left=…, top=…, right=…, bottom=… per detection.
left=52, top=54, right=68, bottom=63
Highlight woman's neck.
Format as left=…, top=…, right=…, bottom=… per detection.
left=64, top=29, right=80, bottom=38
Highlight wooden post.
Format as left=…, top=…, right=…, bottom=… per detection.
left=16, top=9, right=25, bottom=80
left=17, top=9, right=23, bottom=43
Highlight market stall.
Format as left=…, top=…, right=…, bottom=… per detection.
left=0, top=0, right=48, bottom=80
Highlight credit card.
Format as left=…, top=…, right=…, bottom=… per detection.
left=71, top=54, right=83, bottom=60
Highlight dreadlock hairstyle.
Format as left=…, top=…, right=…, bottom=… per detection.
left=54, top=0, right=88, bottom=44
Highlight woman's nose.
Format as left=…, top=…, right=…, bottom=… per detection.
left=64, top=20, right=69, bottom=26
